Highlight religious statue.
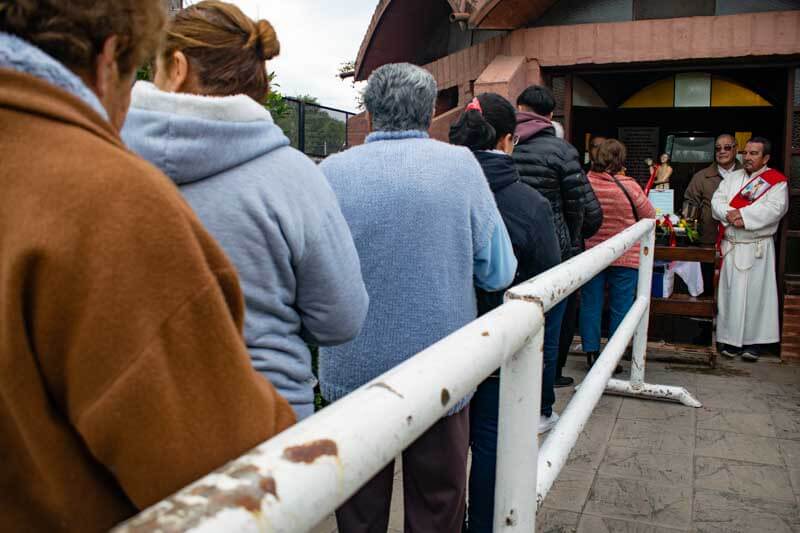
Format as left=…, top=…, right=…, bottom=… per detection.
left=645, top=153, right=673, bottom=194
left=653, top=153, right=672, bottom=190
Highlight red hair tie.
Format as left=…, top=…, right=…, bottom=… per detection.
left=466, top=97, right=482, bottom=114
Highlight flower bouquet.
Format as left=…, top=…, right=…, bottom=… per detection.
left=655, top=214, right=699, bottom=246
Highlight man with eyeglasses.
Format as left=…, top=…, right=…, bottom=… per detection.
left=685, top=134, right=743, bottom=246
left=712, top=137, right=788, bottom=361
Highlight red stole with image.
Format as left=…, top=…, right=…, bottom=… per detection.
left=716, top=168, right=787, bottom=254
left=728, top=168, right=786, bottom=209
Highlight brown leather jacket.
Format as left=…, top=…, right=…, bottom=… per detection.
left=685, top=161, right=743, bottom=244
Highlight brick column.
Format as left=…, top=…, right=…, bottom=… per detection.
left=526, top=59, right=543, bottom=88
left=458, top=81, right=474, bottom=106
left=474, top=55, right=527, bottom=105
left=346, top=112, right=369, bottom=147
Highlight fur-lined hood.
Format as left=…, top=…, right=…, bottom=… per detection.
left=122, top=81, right=289, bottom=184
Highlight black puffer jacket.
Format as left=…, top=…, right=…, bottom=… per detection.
left=512, top=114, right=603, bottom=260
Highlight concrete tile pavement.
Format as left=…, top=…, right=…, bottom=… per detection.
left=313, top=356, right=800, bottom=532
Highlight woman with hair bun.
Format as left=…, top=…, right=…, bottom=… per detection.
left=450, top=93, right=562, bottom=532
left=122, top=1, right=368, bottom=421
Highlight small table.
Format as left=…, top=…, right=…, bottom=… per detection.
left=651, top=245, right=718, bottom=367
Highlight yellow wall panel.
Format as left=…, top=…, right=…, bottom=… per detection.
left=620, top=77, right=675, bottom=109
left=711, top=78, right=772, bottom=107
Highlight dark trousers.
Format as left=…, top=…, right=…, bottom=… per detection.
left=335, top=407, right=470, bottom=533
left=556, top=292, right=579, bottom=378
left=467, top=377, right=499, bottom=533
left=467, top=298, right=565, bottom=533
left=542, top=299, right=567, bottom=417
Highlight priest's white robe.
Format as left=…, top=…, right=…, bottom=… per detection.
left=711, top=167, right=788, bottom=347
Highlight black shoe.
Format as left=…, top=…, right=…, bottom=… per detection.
left=741, top=345, right=761, bottom=362
left=587, top=351, right=623, bottom=374
left=720, top=344, right=741, bottom=359
left=555, top=375, right=575, bottom=388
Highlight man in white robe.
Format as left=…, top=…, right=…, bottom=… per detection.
left=712, top=137, right=789, bottom=361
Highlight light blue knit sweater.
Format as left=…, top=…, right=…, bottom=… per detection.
left=319, top=130, right=516, bottom=415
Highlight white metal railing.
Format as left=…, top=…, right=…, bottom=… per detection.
left=113, top=219, right=700, bottom=533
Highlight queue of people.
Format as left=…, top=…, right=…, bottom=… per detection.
left=1, top=1, right=790, bottom=533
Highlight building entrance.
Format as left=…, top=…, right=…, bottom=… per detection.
left=554, top=64, right=793, bottom=350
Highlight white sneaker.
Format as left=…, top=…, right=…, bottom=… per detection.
left=538, top=412, right=560, bottom=434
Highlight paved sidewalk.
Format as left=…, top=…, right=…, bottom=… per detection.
left=313, top=356, right=800, bottom=532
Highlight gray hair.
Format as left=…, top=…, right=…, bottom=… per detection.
left=716, top=133, right=736, bottom=144
left=362, top=63, right=437, bottom=132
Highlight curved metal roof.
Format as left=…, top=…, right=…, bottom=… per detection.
left=354, top=0, right=556, bottom=81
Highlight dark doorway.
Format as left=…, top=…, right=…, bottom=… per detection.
left=562, top=64, right=791, bottom=349
left=569, top=66, right=789, bottom=208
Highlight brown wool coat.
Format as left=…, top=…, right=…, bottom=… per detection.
left=0, top=69, right=295, bottom=532
left=685, top=161, right=743, bottom=244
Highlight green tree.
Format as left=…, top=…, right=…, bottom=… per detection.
left=337, top=60, right=355, bottom=77
left=303, top=103, right=347, bottom=156
left=264, top=71, right=289, bottom=119
left=136, top=63, right=153, bottom=82
left=272, top=91, right=348, bottom=156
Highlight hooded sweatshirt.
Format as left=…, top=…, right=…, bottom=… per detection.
left=122, top=82, right=368, bottom=419
left=515, top=111, right=553, bottom=144
left=473, top=150, right=560, bottom=316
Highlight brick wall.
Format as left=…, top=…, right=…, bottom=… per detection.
left=423, top=35, right=508, bottom=91
left=618, top=127, right=660, bottom=186
left=349, top=11, right=800, bottom=148
left=346, top=113, right=369, bottom=147
left=783, top=294, right=800, bottom=362
left=513, top=10, right=800, bottom=67
left=360, top=10, right=800, bottom=100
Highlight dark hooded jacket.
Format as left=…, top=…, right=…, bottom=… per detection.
left=512, top=112, right=603, bottom=260
left=474, top=150, right=561, bottom=315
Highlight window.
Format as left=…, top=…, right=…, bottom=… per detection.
left=670, top=136, right=715, bottom=164
left=435, top=87, right=459, bottom=116
left=573, top=77, right=608, bottom=108
left=634, top=0, right=714, bottom=20
left=674, top=73, right=711, bottom=108
left=620, top=74, right=773, bottom=109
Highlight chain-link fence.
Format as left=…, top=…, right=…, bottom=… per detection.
left=274, top=97, right=354, bottom=159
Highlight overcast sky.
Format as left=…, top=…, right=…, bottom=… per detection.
left=201, top=0, right=377, bottom=112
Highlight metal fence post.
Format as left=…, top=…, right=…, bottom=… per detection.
left=345, top=112, right=351, bottom=150
left=298, top=100, right=306, bottom=154
left=631, top=226, right=655, bottom=388
left=493, top=306, right=544, bottom=532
